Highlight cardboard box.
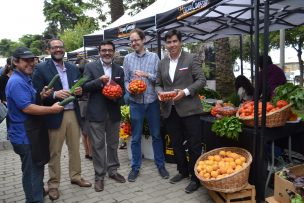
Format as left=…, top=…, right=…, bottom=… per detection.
left=274, top=164, right=304, bottom=203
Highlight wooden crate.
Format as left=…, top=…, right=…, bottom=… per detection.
left=265, top=196, right=280, bottom=203
left=208, top=184, right=256, bottom=203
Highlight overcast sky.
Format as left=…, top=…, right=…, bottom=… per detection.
left=0, top=0, right=47, bottom=41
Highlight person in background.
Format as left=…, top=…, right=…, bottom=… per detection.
left=155, top=29, right=206, bottom=193
left=258, top=55, right=286, bottom=101
left=32, top=39, right=92, bottom=201
left=123, top=28, right=169, bottom=182
left=6, top=47, right=63, bottom=203
left=0, top=61, right=14, bottom=103
left=77, top=58, right=92, bottom=160
left=235, top=75, right=254, bottom=102
left=83, top=40, right=126, bottom=192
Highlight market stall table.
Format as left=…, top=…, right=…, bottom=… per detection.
left=200, top=115, right=304, bottom=198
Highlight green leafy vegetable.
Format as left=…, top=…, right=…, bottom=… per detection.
left=201, top=100, right=212, bottom=112
left=70, top=76, right=88, bottom=94
left=199, top=88, right=221, bottom=99
left=211, top=116, right=243, bottom=140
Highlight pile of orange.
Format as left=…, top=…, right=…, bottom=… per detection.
left=196, top=150, right=247, bottom=180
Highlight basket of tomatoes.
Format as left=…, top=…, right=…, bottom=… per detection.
left=236, top=100, right=292, bottom=128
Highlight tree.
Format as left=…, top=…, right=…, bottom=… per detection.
left=43, top=0, right=97, bottom=33
left=19, top=35, right=45, bottom=56
left=109, top=0, right=124, bottom=22
left=214, top=38, right=235, bottom=98
left=0, top=39, right=23, bottom=57
left=269, top=26, right=304, bottom=86
left=60, top=19, right=99, bottom=52
left=124, top=0, right=156, bottom=16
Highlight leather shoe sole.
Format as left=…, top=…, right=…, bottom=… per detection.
left=48, top=188, right=59, bottom=201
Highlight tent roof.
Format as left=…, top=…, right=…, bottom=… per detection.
left=156, top=0, right=304, bottom=41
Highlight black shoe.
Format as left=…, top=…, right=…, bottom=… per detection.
left=185, top=181, right=200, bottom=193
left=158, top=167, right=169, bottom=179
left=169, top=173, right=188, bottom=184
left=128, top=169, right=139, bottom=182
left=85, top=155, right=92, bottom=160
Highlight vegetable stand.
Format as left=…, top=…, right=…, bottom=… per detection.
left=200, top=115, right=304, bottom=198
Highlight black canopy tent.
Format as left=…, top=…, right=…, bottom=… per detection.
left=83, top=34, right=104, bottom=47
left=154, top=0, right=304, bottom=202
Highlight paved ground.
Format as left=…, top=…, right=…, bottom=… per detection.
left=0, top=124, right=213, bottom=203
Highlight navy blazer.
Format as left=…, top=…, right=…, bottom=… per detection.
left=32, top=59, right=81, bottom=129
left=83, top=59, right=125, bottom=122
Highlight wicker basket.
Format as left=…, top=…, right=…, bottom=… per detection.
left=195, top=147, right=252, bottom=193
left=237, top=103, right=292, bottom=128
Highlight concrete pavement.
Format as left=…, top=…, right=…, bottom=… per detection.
left=0, top=137, right=213, bottom=203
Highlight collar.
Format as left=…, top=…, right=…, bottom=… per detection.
left=52, top=60, right=66, bottom=71
left=169, top=51, right=182, bottom=62
left=100, top=58, right=112, bottom=67
left=135, top=49, right=147, bottom=58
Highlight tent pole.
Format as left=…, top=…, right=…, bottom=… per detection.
left=260, top=0, right=270, bottom=199
left=157, top=30, right=162, bottom=59
left=240, top=35, right=244, bottom=75
left=253, top=0, right=261, bottom=202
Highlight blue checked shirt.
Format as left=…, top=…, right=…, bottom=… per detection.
left=123, top=50, right=159, bottom=104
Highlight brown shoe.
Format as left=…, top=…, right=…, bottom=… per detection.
left=109, top=173, right=126, bottom=183
left=71, top=178, right=92, bottom=187
left=48, top=188, right=59, bottom=201
left=94, top=180, right=104, bottom=192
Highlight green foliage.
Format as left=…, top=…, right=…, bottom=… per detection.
left=60, top=19, right=98, bottom=51
left=269, top=26, right=304, bottom=49
left=199, top=88, right=221, bottom=99
left=124, top=0, right=156, bottom=16
left=211, top=116, right=242, bottom=140
left=19, top=35, right=44, bottom=55
left=43, top=0, right=97, bottom=32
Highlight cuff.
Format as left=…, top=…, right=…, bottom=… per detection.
left=183, top=88, right=190, bottom=96
left=53, top=91, right=56, bottom=99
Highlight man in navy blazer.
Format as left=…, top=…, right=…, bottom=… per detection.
left=83, top=40, right=126, bottom=192
left=32, top=39, right=91, bottom=201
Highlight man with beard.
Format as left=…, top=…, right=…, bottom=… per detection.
left=32, top=39, right=92, bottom=201
left=83, top=41, right=126, bottom=192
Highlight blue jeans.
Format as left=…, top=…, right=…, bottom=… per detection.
left=130, top=100, right=165, bottom=171
left=12, top=144, right=44, bottom=203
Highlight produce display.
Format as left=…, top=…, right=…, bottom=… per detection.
left=196, top=150, right=247, bottom=180
left=210, top=102, right=237, bottom=117
left=128, top=79, right=147, bottom=94
left=201, top=100, right=212, bottom=113
left=211, top=116, right=242, bottom=140
left=102, top=83, right=123, bottom=100
left=119, top=122, right=131, bottom=140
left=158, top=90, right=177, bottom=101
left=238, top=100, right=289, bottom=118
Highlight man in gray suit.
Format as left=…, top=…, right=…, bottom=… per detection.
left=83, top=41, right=126, bottom=192
left=155, top=29, right=206, bottom=193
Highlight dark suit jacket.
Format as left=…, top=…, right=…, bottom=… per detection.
left=83, top=59, right=125, bottom=122
left=155, top=51, right=206, bottom=118
left=32, top=60, right=81, bottom=129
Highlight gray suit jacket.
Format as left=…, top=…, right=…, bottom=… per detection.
left=155, top=51, right=206, bottom=118
left=83, top=59, right=125, bottom=122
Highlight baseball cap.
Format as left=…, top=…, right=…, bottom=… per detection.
left=12, top=47, right=36, bottom=59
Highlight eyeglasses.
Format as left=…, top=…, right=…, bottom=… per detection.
left=100, top=49, right=114, bottom=53
left=130, top=38, right=142, bottom=44
left=50, top=46, right=64, bottom=50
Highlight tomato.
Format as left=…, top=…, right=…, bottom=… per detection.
left=276, top=100, right=288, bottom=108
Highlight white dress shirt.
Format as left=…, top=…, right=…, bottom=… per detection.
left=100, top=59, right=112, bottom=80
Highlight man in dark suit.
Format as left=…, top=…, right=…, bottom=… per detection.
left=83, top=41, right=126, bottom=192
left=32, top=39, right=92, bottom=201
left=155, top=29, right=206, bottom=193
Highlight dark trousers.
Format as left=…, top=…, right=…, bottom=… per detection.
left=12, top=144, right=44, bottom=203
left=166, top=107, right=202, bottom=183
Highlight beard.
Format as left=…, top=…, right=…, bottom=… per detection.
left=51, top=53, right=64, bottom=63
